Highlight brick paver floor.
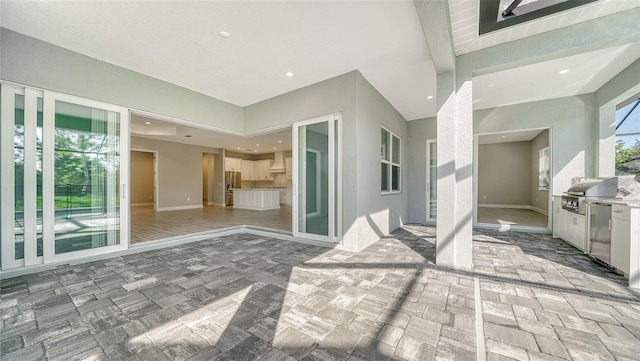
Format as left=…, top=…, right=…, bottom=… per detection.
left=1, top=225, right=639, bottom=360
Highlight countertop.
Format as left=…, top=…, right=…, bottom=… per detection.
left=587, top=198, right=640, bottom=207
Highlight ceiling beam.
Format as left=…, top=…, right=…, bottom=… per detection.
left=413, top=0, right=456, bottom=73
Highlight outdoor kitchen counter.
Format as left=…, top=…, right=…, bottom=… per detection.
left=585, top=199, right=640, bottom=289
left=232, top=188, right=280, bottom=210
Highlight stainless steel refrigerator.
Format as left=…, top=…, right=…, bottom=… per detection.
left=225, top=171, right=241, bottom=206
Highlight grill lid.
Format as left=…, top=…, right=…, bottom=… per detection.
left=566, top=177, right=617, bottom=197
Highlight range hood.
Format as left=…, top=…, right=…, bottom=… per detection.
left=269, top=151, right=286, bottom=172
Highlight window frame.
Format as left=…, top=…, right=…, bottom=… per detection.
left=381, top=126, right=401, bottom=195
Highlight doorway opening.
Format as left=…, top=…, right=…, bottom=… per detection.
left=475, top=128, right=551, bottom=230
left=131, top=150, right=157, bottom=210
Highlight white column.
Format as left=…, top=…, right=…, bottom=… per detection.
left=436, top=71, right=473, bottom=270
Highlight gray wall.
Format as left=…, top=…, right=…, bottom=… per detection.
left=478, top=142, right=532, bottom=206
left=475, top=95, right=597, bottom=196
left=244, top=72, right=362, bottom=249
left=407, top=96, right=595, bottom=224
left=531, top=129, right=550, bottom=213
left=243, top=71, right=408, bottom=250
left=131, top=137, right=221, bottom=209
left=0, top=28, right=244, bottom=132
left=355, top=72, right=408, bottom=250
left=130, top=151, right=155, bottom=205
left=407, top=117, right=437, bottom=224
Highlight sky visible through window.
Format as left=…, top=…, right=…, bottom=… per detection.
left=616, top=98, right=640, bottom=149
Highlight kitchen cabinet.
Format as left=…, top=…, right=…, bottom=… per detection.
left=241, top=160, right=255, bottom=181
left=233, top=189, right=280, bottom=210
left=286, top=157, right=292, bottom=180
left=225, top=157, right=242, bottom=172
left=553, top=196, right=566, bottom=240
left=611, top=204, right=630, bottom=275
left=553, top=196, right=586, bottom=252
left=565, top=213, right=586, bottom=251
left=254, top=160, right=274, bottom=181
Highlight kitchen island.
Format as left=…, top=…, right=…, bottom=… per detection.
left=232, top=188, right=281, bottom=210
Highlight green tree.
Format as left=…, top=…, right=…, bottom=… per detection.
left=616, top=139, right=640, bottom=175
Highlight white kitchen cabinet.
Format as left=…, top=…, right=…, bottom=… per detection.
left=286, top=157, right=292, bottom=180
left=254, top=160, right=274, bottom=180
left=225, top=157, right=242, bottom=172
left=553, top=196, right=566, bottom=240
left=565, top=213, right=586, bottom=252
left=611, top=204, right=630, bottom=275
left=552, top=196, right=586, bottom=252
left=241, top=160, right=255, bottom=181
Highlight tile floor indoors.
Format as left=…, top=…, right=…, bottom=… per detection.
left=476, top=207, right=549, bottom=228
left=1, top=225, right=639, bottom=360
left=130, top=205, right=292, bottom=243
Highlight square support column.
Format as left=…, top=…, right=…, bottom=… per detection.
left=436, top=71, right=473, bottom=270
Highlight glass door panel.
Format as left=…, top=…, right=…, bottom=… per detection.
left=427, top=140, right=437, bottom=222
left=293, top=115, right=340, bottom=242
left=53, top=100, right=121, bottom=254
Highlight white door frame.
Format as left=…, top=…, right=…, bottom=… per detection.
left=42, top=91, right=130, bottom=264
left=292, top=113, right=342, bottom=243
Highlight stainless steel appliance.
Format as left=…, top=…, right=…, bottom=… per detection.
left=589, top=203, right=612, bottom=265
left=225, top=171, right=241, bottom=206
left=561, top=177, right=618, bottom=214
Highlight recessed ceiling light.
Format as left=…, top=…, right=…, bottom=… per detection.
left=145, top=121, right=151, bottom=125
left=254, top=150, right=258, bottom=153
left=501, top=135, right=507, bottom=138
left=278, top=140, right=283, bottom=143
left=426, top=96, right=434, bottom=100
left=256, top=144, right=260, bottom=147
left=558, top=69, right=570, bottom=74
left=486, top=83, right=495, bottom=88
left=236, top=147, right=241, bottom=150
left=219, top=31, right=230, bottom=39
left=285, top=72, right=294, bottom=77
left=184, top=135, right=192, bottom=138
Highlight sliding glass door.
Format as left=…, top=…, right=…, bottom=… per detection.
left=1, top=85, right=129, bottom=270
left=293, top=114, right=341, bottom=243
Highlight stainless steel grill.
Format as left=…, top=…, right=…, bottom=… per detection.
left=561, top=177, right=618, bottom=214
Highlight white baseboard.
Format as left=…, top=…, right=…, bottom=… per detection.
left=530, top=206, right=548, bottom=216
left=157, top=205, right=203, bottom=211
left=131, top=202, right=154, bottom=207
left=478, top=204, right=531, bottom=209
left=479, top=203, right=548, bottom=216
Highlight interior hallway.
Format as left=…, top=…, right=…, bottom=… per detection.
left=130, top=205, right=292, bottom=243
left=1, top=226, right=638, bottom=360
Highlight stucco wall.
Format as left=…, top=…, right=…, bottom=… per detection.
left=354, top=72, right=408, bottom=250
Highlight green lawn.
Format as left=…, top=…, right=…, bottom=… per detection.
left=15, top=195, right=118, bottom=211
